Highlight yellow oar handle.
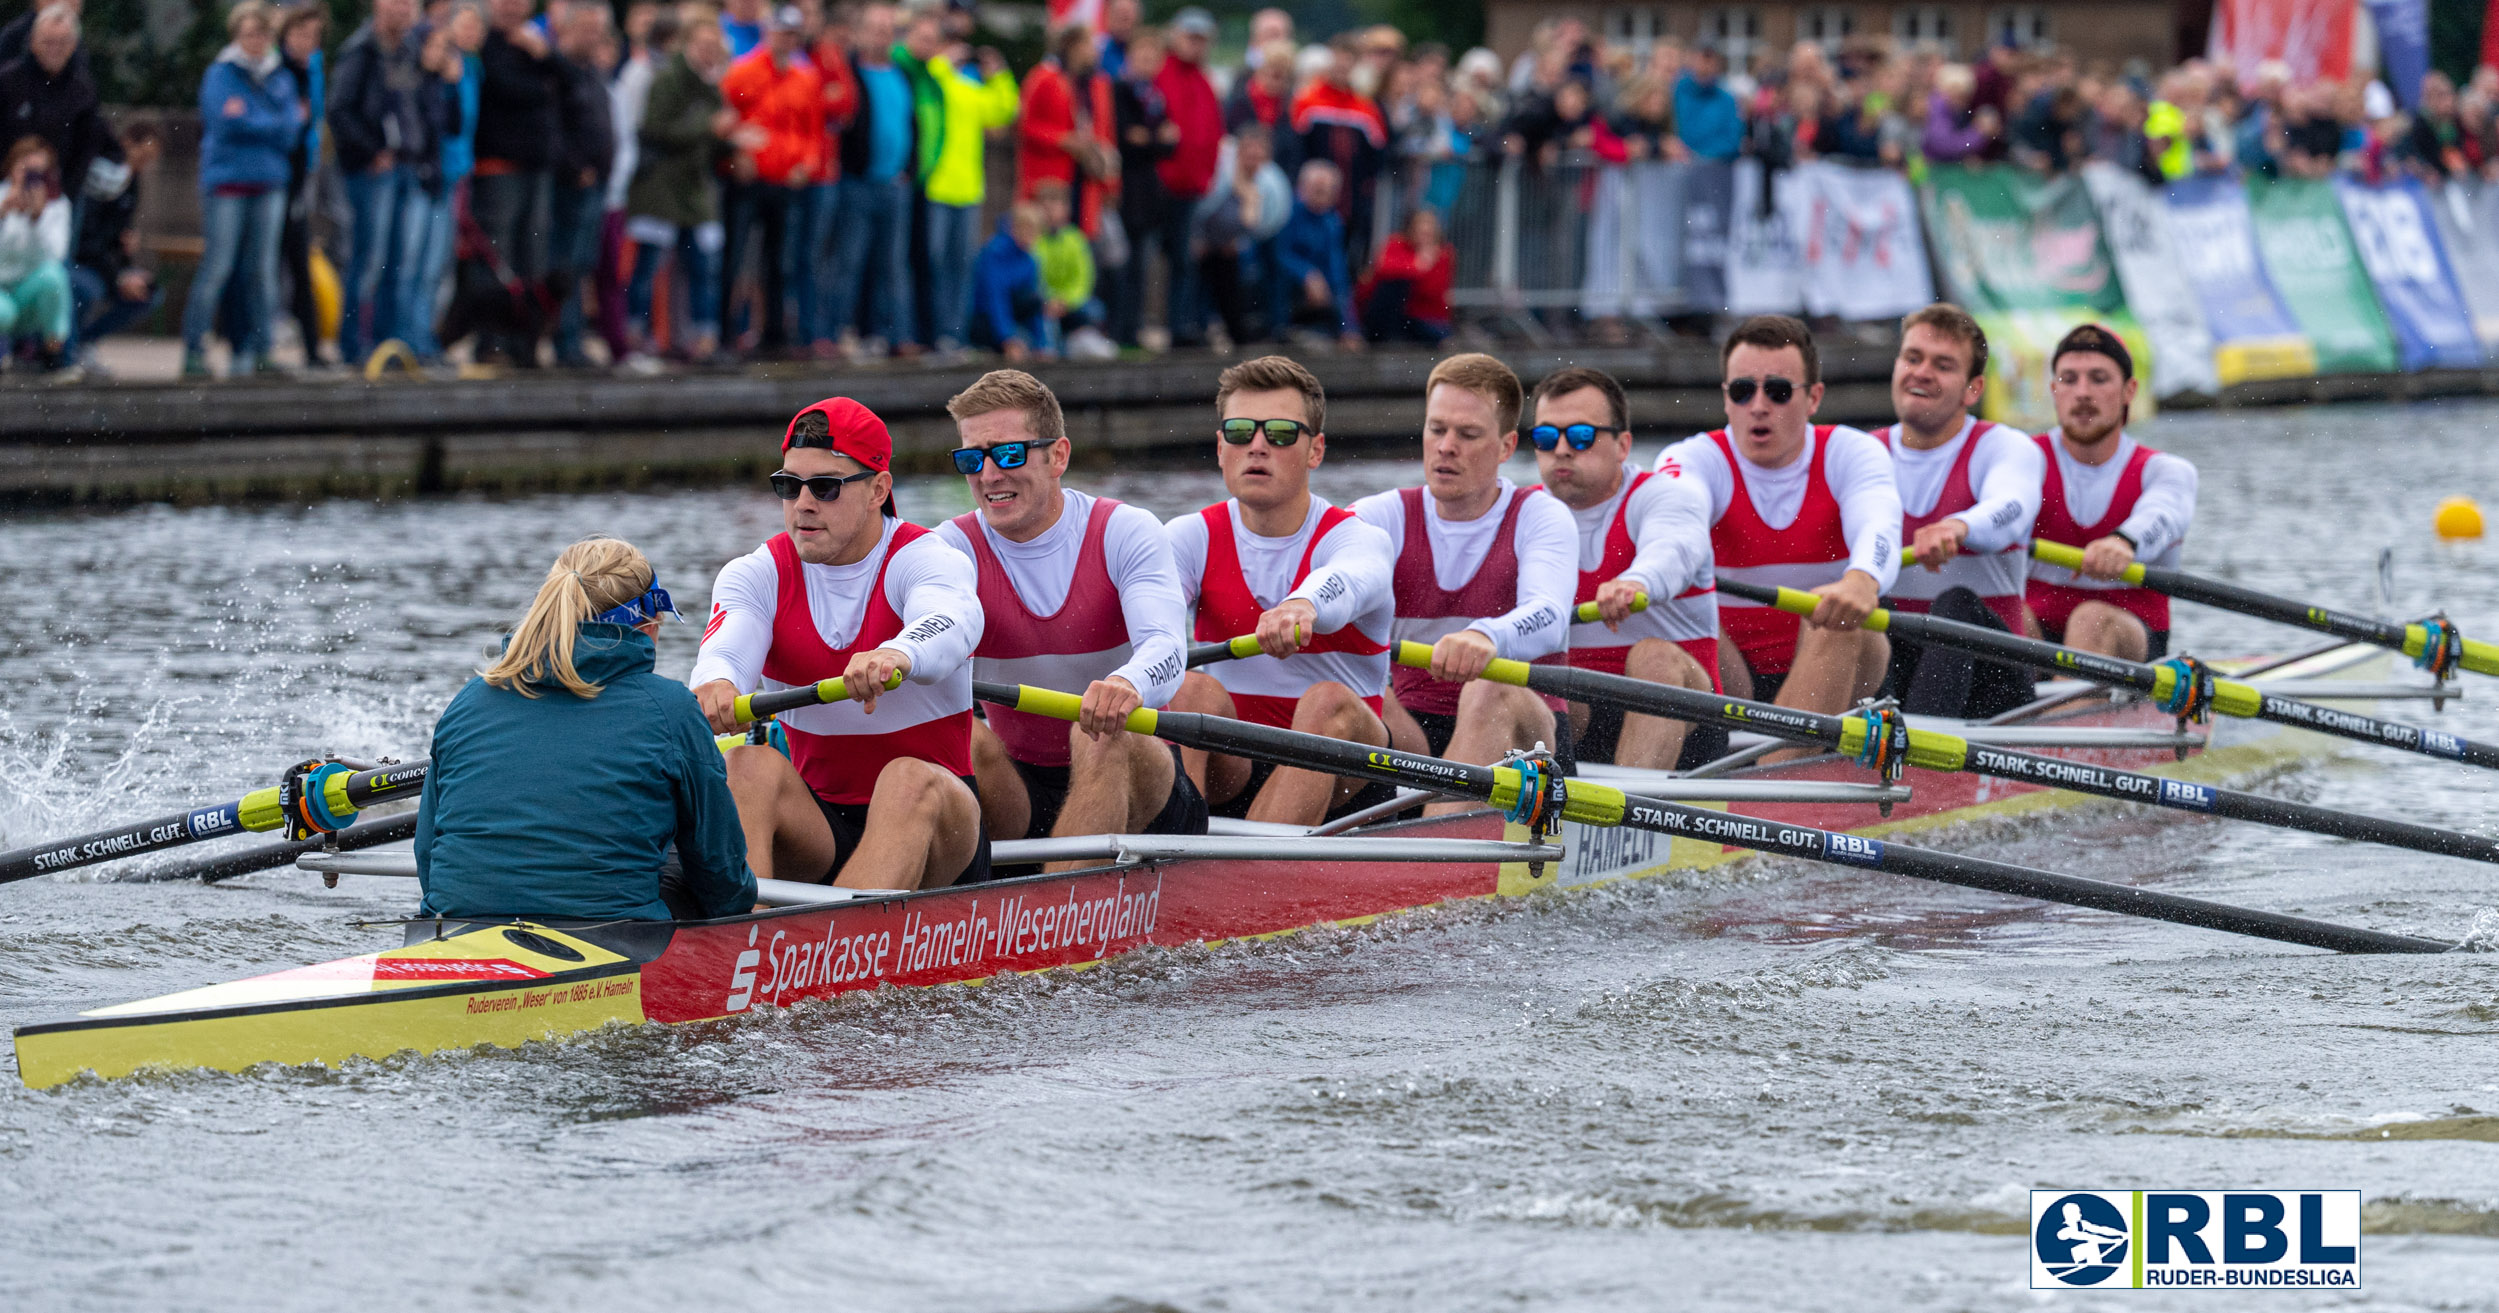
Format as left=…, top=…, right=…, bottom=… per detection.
left=239, top=786, right=286, bottom=833
left=2404, top=625, right=2499, bottom=677
left=1756, top=585, right=1893, bottom=634
left=995, top=683, right=1166, bottom=735
left=2147, top=665, right=2263, bottom=718
left=1571, top=593, right=1649, bottom=623
left=1393, top=639, right=1541, bottom=686
left=733, top=673, right=905, bottom=725
left=1830, top=714, right=1974, bottom=772
left=2029, top=538, right=2147, bottom=585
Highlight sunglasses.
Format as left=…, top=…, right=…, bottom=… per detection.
left=1724, top=376, right=1799, bottom=406
left=769, top=469, right=877, bottom=501
left=1220, top=417, right=1310, bottom=446
left=1528, top=423, right=1620, bottom=452
left=950, top=441, right=1038, bottom=475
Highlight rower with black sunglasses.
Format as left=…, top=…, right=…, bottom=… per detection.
left=689, top=398, right=993, bottom=892
left=933, top=371, right=1207, bottom=869
left=1353, top=353, right=1579, bottom=814
left=1653, top=315, right=1902, bottom=736
left=1166, top=355, right=1400, bottom=827
left=1524, top=366, right=1720, bottom=773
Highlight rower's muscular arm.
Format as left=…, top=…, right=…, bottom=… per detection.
left=1911, top=428, right=2043, bottom=570
left=1827, top=428, right=1905, bottom=595
left=689, top=550, right=778, bottom=733
left=873, top=534, right=986, bottom=711
left=2093, top=450, right=2197, bottom=576
left=1100, top=504, right=1189, bottom=710
left=1472, top=490, right=1575, bottom=660
left=1614, top=472, right=1714, bottom=624
left=1290, top=512, right=1396, bottom=638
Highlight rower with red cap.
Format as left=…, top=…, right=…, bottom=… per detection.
left=2025, top=324, right=2197, bottom=661
left=1353, top=352, right=1578, bottom=814
left=934, top=370, right=1207, bottom=868
left=1165, top=355, right=1399, bottom=826
left=690, top=398, right=992, bottom=891
left=1654, top=315, right=1903, bottom=732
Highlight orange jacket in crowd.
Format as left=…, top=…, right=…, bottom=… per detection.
left=723, top=46, right=828, bottom=186
left=1016, top=57, right=1115, bottom=236
left=811, top=37, right=859, bottom=182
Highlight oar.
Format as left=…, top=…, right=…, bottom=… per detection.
left=1390, top=642, right=2499, bottom=867
left=974, top=680, right=2454, bottom=955
left=730, top=673, right=897, bottom=724
left=0, top=759, right=429, bottom=885
left=1717, top=580, right=2499, bottom=773
left=1185, top=597, right=1652, bottom=670
left=2029, top=540, right=2495, bottom=679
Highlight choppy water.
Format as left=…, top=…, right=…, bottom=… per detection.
left=3, top=400, right=2497, bottom=1310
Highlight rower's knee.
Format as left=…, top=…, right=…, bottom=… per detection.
left=1292, top=680, right=1373, bottom=740
left=1717, top=632, right=1754, bottom=700
left=869, top=758, right=955, bottom=819
left=1625, top=638, right=1710, bottom=690
left=724, top=743, right=797, bottom=795
left=1171, top=670, right=1233, bottom=716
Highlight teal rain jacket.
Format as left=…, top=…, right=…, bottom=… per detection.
left=415, top=623, right=757, bottom=921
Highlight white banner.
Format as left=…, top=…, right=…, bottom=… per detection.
left=2430, top=178, right=2499, bottom=350
left=1726, top=158, right=1803, bottom=315
left=2081, top=163, right=2221, bottom=397
left=1785, top=161, right=1935, bottom=321
left=1582, top=162, right=1685, bottom=318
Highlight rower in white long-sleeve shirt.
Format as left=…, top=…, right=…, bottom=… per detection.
left=934, top=371, right=1205, bottom=870
left=1524, top=365, right=1718, bottom=772
left=2025, top=324, right=2198, bottom=661
left=1654, top=316, right=1901, bottom=731
left=1871, top=305, right=2046, bottom=719
left=691, top=399, right=990, bottom=891
left=1353, top=353, right=1579, bottom=814
left=1167, top=356, right=1398, bottom=828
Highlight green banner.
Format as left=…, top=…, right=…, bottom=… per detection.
left=2244, top=176, right=2400, bottom=375
left=1919, top=166, right=2146, bottom=426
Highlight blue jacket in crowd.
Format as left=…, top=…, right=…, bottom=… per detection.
left=1673, top=71, right=1743, bottom=162
left=414, top=624, right=757, bottom=922
left=971, top=217, right=1046, bottom=349
left=196, top=47, right=303, bottom=192
left=1273, top=199, right=1352, bottom=333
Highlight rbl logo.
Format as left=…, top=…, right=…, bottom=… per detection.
left=2031, top=1190, right=2360, bottom=1289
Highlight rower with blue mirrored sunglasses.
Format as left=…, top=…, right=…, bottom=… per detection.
left=950, top=438, right=1064, bottom=475
left=1527, top=422, right=1623, bottom=452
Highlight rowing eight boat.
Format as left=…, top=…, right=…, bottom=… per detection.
left=9, top=643, right=2418, bottom=1088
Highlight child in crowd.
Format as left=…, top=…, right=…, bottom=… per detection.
left=1031, top=178, right=1114, bottom=359
left=970, top=200, right=1052, bottom=361
left=0, top=136, right=76, bottom=376
left=72, top=120, right=165, bottom=372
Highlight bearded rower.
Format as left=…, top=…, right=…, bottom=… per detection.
left=693, top=399, right=991, bottom=891
left=938, top=370, right=1206, bottom=869
left=1871, top=304, right=2045, bottom=719
left=1355, top=353, right=1577, bottom=811
left=2026, top=325, right=2197, bottom=661
left=1526, top=365, right=1717, bottom=771
left=1167, top=355, right=1398, bottom=826
left=1656, top=315, right=1902, bottom=724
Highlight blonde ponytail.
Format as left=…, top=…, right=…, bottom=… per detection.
left=481, top=537, right=657, bottom=699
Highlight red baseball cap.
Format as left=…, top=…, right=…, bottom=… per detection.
left=782, top=397, right=898, bottom=517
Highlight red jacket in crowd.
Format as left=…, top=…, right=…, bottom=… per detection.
left=1154, top=53, right=1223, bottom=199
left=1017, top=56, right=1116, bottom=234
left=1360, top=234, right=1452, bottom=325
left=723, top=46, right=827, bottom=186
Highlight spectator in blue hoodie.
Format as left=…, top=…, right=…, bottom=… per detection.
left=416, top=535, right=756, bottom=923
left=970, top=200, right=1051, bottom=360
left=1272, top=158, right=1359, bottom=349
left=182, top=0, right=303, bottom=379
left=1673, top=44, right=1741, bottom=162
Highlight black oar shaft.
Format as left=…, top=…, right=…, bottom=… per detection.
left=973, top=681, right=2453, bottom=955
left=1499, top=655, right=2499, bottom=867
left=1, top=805, right=260, bottom=886
left=1714, top=579, right=2499, bottom=772
left=190, top=813, right=423, bottom=884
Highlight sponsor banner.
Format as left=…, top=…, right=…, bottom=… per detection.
left=2159, top=172, right=2315, bottom=384
left=2333, top=174, right=2486, bottom=370
left=1787, top=161, right=1935, bottom=321
left=2081, top=163, right=2221, bottom=398
left=2209, top=0, right=2357, bottom=90
left=1679, top=157, right=1734, bottom=311
left=2246, top=175, right=2401, bottom=374
left=1726, top=157, right=1803, bottom=314
left=1921, top=165, right=2144, bottom=423
left=2361, top=0, right=2430, bottom=108
left=2032, top=1189, right=2361, bottom=1290
left=2429, top=178, right=2499, bottom=349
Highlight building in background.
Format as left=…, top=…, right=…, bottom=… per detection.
left=1481, top=2, right=2210, bottom=75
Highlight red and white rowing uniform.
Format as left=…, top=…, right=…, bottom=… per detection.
left=690, top=520, right=983, bottom=804
left=2026, top=429, right=2198, bottom=637
left=1535, top=464, right=1720, bottom=689
left=1352, top=480, right=1576, bottom=715
left=1167, top=496, right=1396, bottom=728
left=937, top=490, right=1187, bottom=767
left=1871, top=417, right=2041, bottom=630
left=1653, top=425, right=1902, bottom=676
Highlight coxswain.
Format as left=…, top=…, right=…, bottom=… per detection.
left=1525, top=365, right=1718, bottom=771
left=1655, top=315, right=1902, bottom=728
left=1166, top=355, right=1398, bottom=825
left=416, top=537, right=757, bottom=921
left=2025, top=325, right=2197, bottom=661
left=691, top=399, right=991, bottom=891
left=1870, top=304, right=2045, bottom=718
left=936, top=370, right=1207, bottom=868
left=1355, top=353, right=1577, bottom=811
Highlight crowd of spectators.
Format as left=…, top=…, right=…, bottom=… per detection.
left=2, top=0, right=2496, bottom=380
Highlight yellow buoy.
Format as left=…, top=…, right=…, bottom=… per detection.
left=309, top=247, right=342, bottom=346
left=2434, top=496, right=2484, bottom=540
